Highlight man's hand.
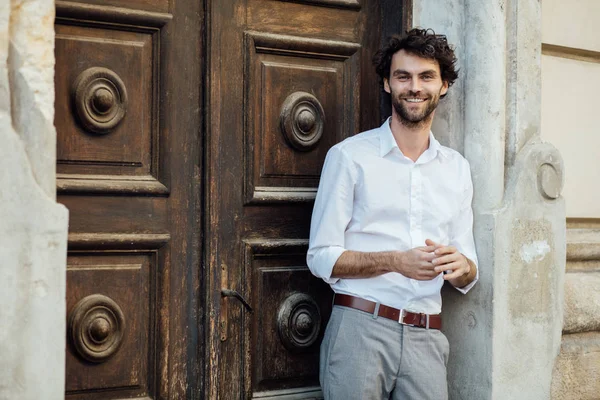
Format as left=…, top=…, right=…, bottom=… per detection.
left=330, top=242, right=476, bottom=284
left=425, top=239, right=476, bottom=288
left=395, top=245, right=439, bottom=281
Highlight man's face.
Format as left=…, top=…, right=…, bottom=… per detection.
left=384, top=50, right=449, bottom=126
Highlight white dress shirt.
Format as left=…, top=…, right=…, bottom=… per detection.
left=307, top=118, right=478, bottom=314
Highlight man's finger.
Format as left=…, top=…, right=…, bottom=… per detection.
left=420, top=252, right=437, bottom=262
left=418, top=270, right=440, bottom=280
left=416, top=245, right=437, bottom=252
left=442, top=263, right=467, bottom=280
left=434, top=245, right=457, bottom=256
left=437, top=261, right=460, bottom=273
left=432, top=253, right=459, bottom=268
left=425, top=239, right=444, bottom=249
left=420, top=261, right=437, bottom=269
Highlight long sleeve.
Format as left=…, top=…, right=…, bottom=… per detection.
left=449, top=158, right=479, bottom=294
left=307, top=145, right=356, bottom=284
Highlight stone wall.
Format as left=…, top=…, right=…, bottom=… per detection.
left=414, top=1, right=566, bottom=399
left=0, top=1, right=69, bottom=399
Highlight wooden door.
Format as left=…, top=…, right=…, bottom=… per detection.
left=55, top=0, right=202, bottom=398
left=206, top=1, right=404, bottom=398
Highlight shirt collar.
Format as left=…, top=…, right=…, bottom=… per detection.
left=378, top=117, right=448, bottom=162
left=379, top=117, right=398, bottom=157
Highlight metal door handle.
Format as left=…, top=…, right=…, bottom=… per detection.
left=221, top=289, right=253, bottom=312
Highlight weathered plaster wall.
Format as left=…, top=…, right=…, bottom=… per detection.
left=0, top=1, right=69, bottom=399
left=413, top=1, right=566, bottom=399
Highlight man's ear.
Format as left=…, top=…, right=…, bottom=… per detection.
left=384, top=77, right=391, bottom=94
left=440, top=80, right=449, bottom=96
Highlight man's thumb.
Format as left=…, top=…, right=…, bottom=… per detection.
left=425, top=238, right=437, bottom=246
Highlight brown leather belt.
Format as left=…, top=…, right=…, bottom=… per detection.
left=333, top=294, right=442, bottom=330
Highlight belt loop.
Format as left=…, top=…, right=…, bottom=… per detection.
left=426, top=314, right=430, bottom=329
left=372, top=302, right=380, bottom=319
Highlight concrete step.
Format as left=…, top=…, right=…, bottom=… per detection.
left=566, top=228, right=600, bottom=271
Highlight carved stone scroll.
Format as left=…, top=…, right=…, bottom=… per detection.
left=538, top=162, right=562, bottom=200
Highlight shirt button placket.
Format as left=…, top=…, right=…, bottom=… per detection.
left=413, top=166, right=423, bottom=245
left=409, top=165, right=417, bottom=247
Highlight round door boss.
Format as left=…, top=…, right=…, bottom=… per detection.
left=279, top=91, right=325, bottom=151
left=68, top=294, right=126, bottom=363
left=72, top=67, right=128, bottom=134
left=277, top=292, right=322, bottom=353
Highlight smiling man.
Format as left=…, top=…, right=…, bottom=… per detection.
left=307, top=29, right=479, bottom=400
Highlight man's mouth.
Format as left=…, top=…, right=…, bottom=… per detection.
left=404, top=98, right=426, bottom=103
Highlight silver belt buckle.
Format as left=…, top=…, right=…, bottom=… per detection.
left=398, top=309, right=413, bottom=326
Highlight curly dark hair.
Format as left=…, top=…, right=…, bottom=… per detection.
left=373, top=28, right=459, bottom=95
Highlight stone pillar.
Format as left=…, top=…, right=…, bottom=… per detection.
left=413, top=1, right=566, bottom=399
left=0, top=1, right=69, bottom=399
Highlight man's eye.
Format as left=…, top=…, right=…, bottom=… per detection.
left=422, top=75, right=434, bottom=80
left=398, top=76, right=409, bottom=81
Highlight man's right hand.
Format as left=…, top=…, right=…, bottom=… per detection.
left=331, top=246, right=440, bottom=280
left=395, top=245, right=439, bottom=280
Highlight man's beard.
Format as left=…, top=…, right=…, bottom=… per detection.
left=392, top=90, right=441, bottom=129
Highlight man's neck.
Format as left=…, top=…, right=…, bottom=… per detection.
left=389, top=111, right=434, bottom=162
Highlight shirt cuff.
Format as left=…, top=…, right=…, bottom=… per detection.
left=307, top=246, right=345, bottom=284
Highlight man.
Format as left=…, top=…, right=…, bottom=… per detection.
left=307, top=29, right=478, bottom=400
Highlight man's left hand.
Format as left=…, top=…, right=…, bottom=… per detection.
left=425, top=239, right=474, bottom=287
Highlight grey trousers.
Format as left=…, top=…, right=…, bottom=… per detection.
left=320, top=305, right=450, bottom=400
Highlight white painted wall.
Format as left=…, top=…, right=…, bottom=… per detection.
left=541, top=0, right=600, bottom=218
left=541, top=56, right=600, bottom=217
left=542, top=0, right=600, bottom=52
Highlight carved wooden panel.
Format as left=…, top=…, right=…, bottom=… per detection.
left=55, top=7, right=167, bottom=195
left=246, top=1, right=361, bottom=42
left=65, top=251, right=157, bottom=398
left=59, top=196, right=169, bottom=235
left=63, top=0, right=169, bottom=14
left=244, top=240, right=333, bottom=398
left=279, top=0, right=361, bottom=10
left=244, top=32, right=360, bottom=203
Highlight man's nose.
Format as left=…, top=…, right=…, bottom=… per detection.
left=409, top=78, right=422, bottom=92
